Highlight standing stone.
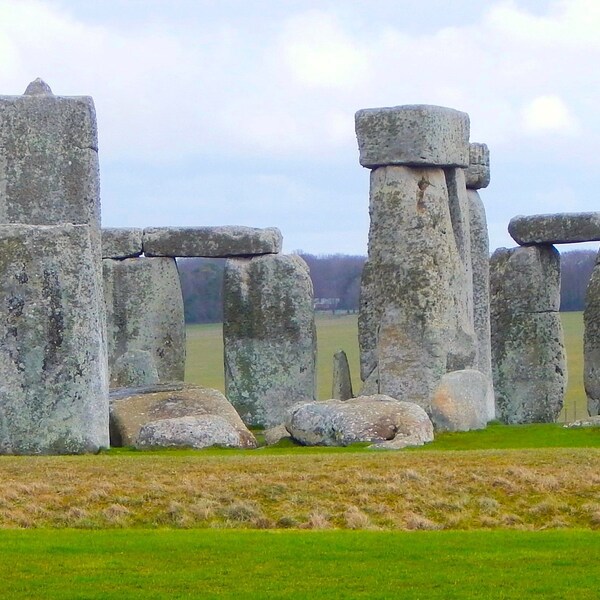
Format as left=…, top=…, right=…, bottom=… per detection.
left=490, top=245, right=566, bottom=423
left=468, top=189, right=495, bottom=420
left=0, top=224, right=108, bottom=454
left=223, top=254, right=316, bottom=427
left=584, top=252, right=600, bottom=415
left=103, top=257, right=185, bottom=387
left=332, top=350, right=353, bottom=400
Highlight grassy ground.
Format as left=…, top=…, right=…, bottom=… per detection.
left=185, top=312, right=588, bottom=419
left=1, top=529, right=598, bottom=599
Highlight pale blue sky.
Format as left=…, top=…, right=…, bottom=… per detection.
left=0, top=0, right=598, bottom=254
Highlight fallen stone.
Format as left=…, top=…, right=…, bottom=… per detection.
left=135, top=415, right=248, bottom=449
left=103, top=257, right=185, bottom=386
left=111, top=349, right=159, bottom=388
left=263, top=424, right=291, bottom=446
left=563, top=416, right=600, bottom=428
left=332, top=350, right=353, bottom=400
left=430, top=369, right=491, bottom=432
left=109, top=383, right=256, bottom=448
left=285, top=395, right=434, bottom=448
left=464, top=143, right=490, bottom=189
left=0, top=224, right=108, bottom=454
left=223, top=254, right=316, bottom=427
left=102, top=228, right=143, bottom=259
left=509, top=213, right=600, bottom=245
left=355, top=104, right=470, bottom=168
left=143, top=226, right=283, bottom=257
left=584, top=258, right=600, bottom=415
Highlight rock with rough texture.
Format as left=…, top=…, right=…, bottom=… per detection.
left=263, top=424, right=291, bottom=446
left=509, top=213, right=600, bottom=245
left=0, top=224, right=109, bottom=454
left=468, top=190, right=495, bottom=420
left=332, top=350, right=353, bottom=400
left=102, top=228, right=143, bottom=259
left=103, top=257, right=185, bottom=387
left=584, top=259, right=600, bottom=415
left=489, top=246, right=561, bottom=314
left=285, top=395, right=434, bottom=448
left=135, top=415, right=249, bottom=449
left=143, top=226, right=283, bottom=257
left=465, top=143, right=490, bottom=189
left=360, top=166, right=475, bottom=411
left=355, top=105, right=470, bottom=168
left=109, top=383, right=256, bottom=448
left=0, top=80, right=101, bottom=257
left=563, top=416, right=600, bottom=428
left=430, top=369, right=491, bottom=432
left=111, top=349, right=159, bottom=388
left=223, top=254, right=316, bottom=427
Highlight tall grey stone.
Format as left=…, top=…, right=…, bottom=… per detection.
left=103, top=257, right=185, bottom=387
left=468, top=189, right=495, bottom=420
left=332, top=350, right=353, bottom=400
left=223, top=254, right=316, bottom=427
left=584, top=254, right=600, bottom=415
left=490, top=245, right=566, bottom=423
left=0, top=224, right=109, bottom=454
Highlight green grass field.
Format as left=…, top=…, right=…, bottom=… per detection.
left=185, top=312, right=588, bottom=420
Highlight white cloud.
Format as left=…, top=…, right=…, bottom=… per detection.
left=520, top=95, right=579, bottom=134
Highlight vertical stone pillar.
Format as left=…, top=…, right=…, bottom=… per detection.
left=223, top=254, right=316, bottom=427
left=103, top=257, right=186, bottom=387
left=355, top=105, right=476, bottom=412
left=490, top=245, right=566, bottom=423
left=584, top=250, right=600, bottom=415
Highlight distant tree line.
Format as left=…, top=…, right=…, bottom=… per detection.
left=177, top=249, right=597, bottom=323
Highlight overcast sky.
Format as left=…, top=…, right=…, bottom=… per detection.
left=0, top=0, right=598, bottom=255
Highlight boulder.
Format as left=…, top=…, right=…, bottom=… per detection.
left=223, top=254, right=316, bottom=427
left=355, top=104, right=470, bottom=168
left=584, top=258, right=600, bottom=415
left=285, top=395, right=434, bottom=448
left=143, top=226, right=283, bottom=257
left=109, top=383, right=256, bottom=448
left=464, top=143, right=490, bottom=189
left=135, top=415, right=250, bottom=449
left=508, top=212, right=600, bottom=245
left=103, top=257, right=185, bottom=386
left=263, top=424, right=291, bottom=446
left=332, top=350, right=353, bottom=400
left=430, top=369, right=491, bottom=432
left=102, top=228, right=143, bottom=259
left=0, top=224, right=108, bottom=454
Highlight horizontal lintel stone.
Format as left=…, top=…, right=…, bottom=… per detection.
left=355, top=104, right=470, bottom=169
left=102, top=228, right=143, bottom=259
left=142, top=226, right=283, bottom=258
left=465, top=142, right=490, bottom=190
left=509, top=213, right=600, bottom=245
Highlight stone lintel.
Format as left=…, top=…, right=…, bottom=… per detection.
left=509, top=213, right=600, bottom=245
left=102, top=228, right=143, bottom=259
left=465, top=142, right=490, bottom=189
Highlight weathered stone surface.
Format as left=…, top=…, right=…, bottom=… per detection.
left=355, top=105, right=470, bottom=168
left=0, top=224, right=108, bottom=454
left=285, top=395, right=434, bottom=448
left=135, top=415, right=249, bottom=449
left=111, top=350, right=159, bottom=388
left=102, top=228, right=143, bottom=259
left=584, top=259, right=600, bottom=415
left=263, top=424, right=291, bottom=446
left=491, top=311, right=566, bottom=424
left=0, top=82, right=101, bottom=255
left=509, top=213, right=600, bottom=245
left=143, top=226, right=283, bottom=257
left=223, top=254, right=316, bottom=427
left=332, top=350, right=353, bottom=400
left=468, top=190, right=495, bottom=420
left=430, top=370, right=491, bottom=432
left=563, top=416, right=600, bottom=428
left=464, top=143, right=490, bottom=189
left=109, top=383, right=256, bottom=448
left=360, top=166, right=475, bottom=411
left=103, top=257, right=185, bottom=387
left=490, top=246, right=561, bottom=314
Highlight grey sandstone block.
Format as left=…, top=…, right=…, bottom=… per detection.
left=509, top=213, right=600, bottom=245
left=584, top=260, right=600, bottom=415
left=0, top=224, right=109, bottom=454
left=464, top=143, right=490, bottom=189
left=143, top=226, right=283, bottom=258
left=355, top=104, right=470, bottom=168
left=332, top=349, right=353, bottom=400
left=102, top=228, right=143, bottom=259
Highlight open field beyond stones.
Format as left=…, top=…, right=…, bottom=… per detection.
left=185, top=312, right=588, bottom=419
left=1, top=529, right=599, bottom=599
